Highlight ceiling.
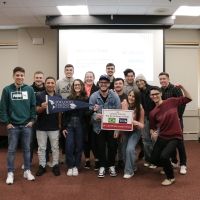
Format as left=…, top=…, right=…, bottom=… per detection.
left=0, top=0, right=200, bottom=29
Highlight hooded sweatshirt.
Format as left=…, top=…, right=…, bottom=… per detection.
left=0, top=83, right=36, bottom=125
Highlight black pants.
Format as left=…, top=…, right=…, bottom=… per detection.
left=97, top=130, right=118, bottom=168
left=171, top=139, right=187, bottom=166
left=151, top=137, right=179, bottom=179
left=84, top=124, right=98, bottom=160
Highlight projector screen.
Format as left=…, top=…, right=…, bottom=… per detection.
left=59, top=29, right=163, bottom=85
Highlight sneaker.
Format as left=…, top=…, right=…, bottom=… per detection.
left=171, top=162, right=179, bottom=168
left=67, top=168, right=73, bottom=176
left=160, top=170, right=165, bottom=175
left=143, top=162, right=150, bottom=167
left=94, top=161, right=99, bottom=171
left=72, top=167, right=79, bottom=176
left=109, top=166, right=117, bottom=177
left=84, top=161, right=91, bottom=169
left=36, top=165, right=46, bottom=176
left=161, top=178, right=175, bottom=186
left=180, top=165, right=187, bottom=175
left=21, top=164, right=24, bottom=170
left=98, top=167, right=105, bottom=178
left=24, top=170, right=35, bottom=181
left=6, top=172, right=14, bottom=185
left=149, top=164, right=157, bottom=169
left=123, top=173, right=134, bottom=179
left=52, top=164, right=60, bottom=176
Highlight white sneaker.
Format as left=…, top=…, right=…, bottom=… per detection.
left=72, top=167, right=79, bottom=176
left=123, top=173, right=134, bottom=179
left=98, top=167, right=105, bottom=178
left=47, top=161, right=53, bottom=168
left=109, top=166, right=117, bottom=177
left=143, top=162, right=150, bottom=167
left=149, top=164, right=157, bottom=169
left=23, top=170, right=35, bottom=181
left=67, top=168, right=73, bottom=176
left=161, top=178, right=175, bottom=186
left=180, top=165, right=187, bottom=175
left=6, top=172, right=14, bottom=185
left=171, top=162, right=179, bottom=168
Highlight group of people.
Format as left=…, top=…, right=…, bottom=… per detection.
left=0, top=63, right=192, bottom=186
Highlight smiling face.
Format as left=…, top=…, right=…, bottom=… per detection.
left=106, top=65, right=115, bottom=77
left=125, top=72, right=135, bottom=84
left=136, top=79, right=146, bottom=90
left=13, top=71, right=25, bottom=87
left=99, top=80, right=110, bottom=93
left=150, top=89, right=162, bottom=104
left=65, top=66, right=74, bottom=78
left=128, top=90, right=135, bottom=105
left=34, top=73, right=44, bottom=87
left=45, top=78, right=56, bottom=93
left=73, top=80, right=82, bottom=94
left=114, top=79, right=124, bottom=93
left=85, top=72, right=95, bottom=86
left=159, top=74, right=169, bottom=88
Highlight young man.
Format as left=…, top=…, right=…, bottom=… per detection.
left=89, top=75, right=121, bottom=178
left=35, top=77, right=60, bottom=176
left=30, top=71, right=46, bottom=164
left=149, top=85, right=192, bottom=186
left=0, top=67, right=36, bottom=185
left=56, top=64, right=74, bottom=99
left=106, top=63, right=115, bottom=89
left=31, top=71, right=45, bottom=93
left=159, top=72, right=187, bottom=175
left=135, top=74, right=155, bottom=168
left=123, top=68, right=138, bottom=95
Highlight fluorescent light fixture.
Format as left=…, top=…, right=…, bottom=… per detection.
left=173, top=6, right=200, bottom=16
left=57, top=5, right=89, bottom=15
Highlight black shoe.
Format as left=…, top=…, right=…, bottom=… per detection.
left=84, top=161, right=91, bottom=169
left=94, top=161, right=99, bottom=171
left=117, top=160, right=124, bottom=170
left=36, top=165, right=46, bottom=176
left=52, top=164, right=60, bottom=176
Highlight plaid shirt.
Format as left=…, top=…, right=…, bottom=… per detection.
left=161, top=83, right=186, bottom=118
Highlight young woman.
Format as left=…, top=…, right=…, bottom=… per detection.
left=121, top=89, right=144, bottom=179
left=62, top=79, right=89, bottom=176
left=83, top=71, right=99, bottom=170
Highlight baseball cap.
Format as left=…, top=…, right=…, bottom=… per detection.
left=99, top=74, right=110, bottom=82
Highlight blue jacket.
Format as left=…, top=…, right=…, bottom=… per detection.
left=89, top=90, right=121, bottom=134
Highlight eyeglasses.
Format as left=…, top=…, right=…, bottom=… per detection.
left=150, top=93, right=160, bottom=96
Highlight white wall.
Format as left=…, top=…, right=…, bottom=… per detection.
left=0, top=28, right=57, bottom=94
left=165, top=29, right=200, bottom=140
left=0, top=28, right=200, bottom=140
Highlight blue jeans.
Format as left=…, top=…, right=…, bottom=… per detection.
left=65, top=118, right=83, bottom=168
left=122, top=130, right=141, bottom=175
left=141, top=117, right=154, bottom=162
left=7, top=126, right=32, bottom=172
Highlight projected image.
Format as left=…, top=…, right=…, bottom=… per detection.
left=59, top=29, right=163, bottom=85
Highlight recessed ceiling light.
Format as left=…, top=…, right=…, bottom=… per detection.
left=57, top=5, right=89, bottom=15
left=173, top=6, right=200, bottom=16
